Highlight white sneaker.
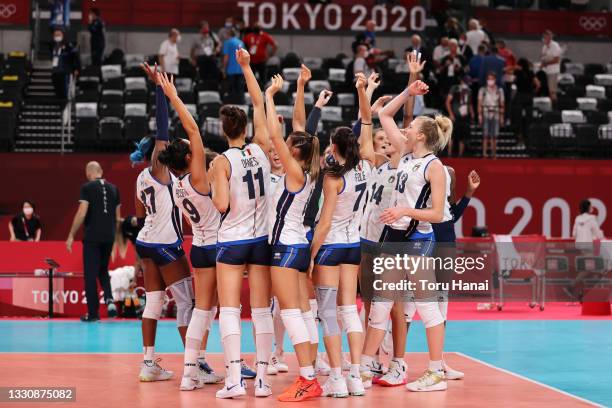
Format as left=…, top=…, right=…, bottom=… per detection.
left=341, top=353, right=351, bottom=371
left=139, top=359, right=173, bottom=382
left=444, top=363, right=464, bottom=380
left=346, top=374, right=365, bottom=396
left=406, top=370, right=447, bottom=392
left=315, top=353, right=331, bottom=376
left=216, top=379, right=247, bottom=399
left=322, top=376, right=349, bottom=398
left=197, top=359, right=225, bottom=384
left=180, top=375, right=203, bottom=391
left=377, top=359, right=407, bottom=387
left=254, top=377, right=272, bottom=397
left=267, top=364, right=278, bottom=375
left=360, top=358, right=384, bottom=389
left=269, top=353, right=289, bottom=373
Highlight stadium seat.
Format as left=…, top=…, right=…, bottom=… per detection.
left=0, top=101, right=16, bottom=151
left=584, top=110, right=608, bottom=125
left=302, top=57, right=323, bottom=70
left=4, top=52, right=28, bottom=74
left=100, top=89, right=124, bottom=104
left=321, top=106, right=342, bottom=123
left=576, top=97, right=597, bottom=111
left=533, top=97, right=552, bottom=112
left=342, top=106, right=359, bottom=122
left=561, top=110, right=585, bottom=124
left=125, top=54, right=145, bottom=69
left=585, top=63, right=606, bottom=77
left=528, top=122, right=550, bottom=156
left=99, top=117, right=124, bottom=148
left=198, top=91, right=221, bottom=105
left=598, top=99, right=612, bottom=112
left=198, top=102, right=221, bottom=119
left=124, top=66, right=145, bottom=78
left=81, top=65, right=101, bottom=78
left=556, top=95, right=578, bottom=110
left=281, top=53, right=301, bottom=69
left=594, top=74, right=612, bottom=86
left=336, top=93, right=355, bottom=107
left=598, top=124, right=612, bottom=151
left=125, top=103, right=147, bottom=117
left=125, top=77, right=146, bottom=92
left=124, top=88, right=148, bottom=104
left=124, top=115, right=149, bottom=143
left=1, top=75, right=24, bottom=102
left=308, top=80, right=331, bottom=95
left=549, top=123, right=576, bottom=151
left=75, top=89, right=99, bottom=103
left=275, top=105, right=293, bottom=120
left=273, top=92, right=291, bottom=106
left=564, top=62, right=584, bottom=76
left=558, top=73, right=575, bottom=86
left=74, top=103, right=99, bottom=151
left=102, top=65, right=122, bottom=81
left=78, top=76, right=100, bottom=91
left=542, top=110, right=562, bottom=124
left=575, top=123, right=599, bottom=153
left=322, top=57, right=344, bottom=71
left=586, top=85, right=606, bottom=99
left=310, top=68, right=327, bottom=81
left=563, top=85, right=585, bottom=98
left=99, top=102, right=124, bottom=118
left=292, top=92, right=314, bottom=106
left=282, top=68, right=301, bottom=82
left=328, top=68, right=346, bottom=83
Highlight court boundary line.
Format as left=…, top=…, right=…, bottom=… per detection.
left=455, top=351, right=604, bottom=408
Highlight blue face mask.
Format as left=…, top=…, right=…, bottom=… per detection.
left=325, top=153, right=338, bottom=167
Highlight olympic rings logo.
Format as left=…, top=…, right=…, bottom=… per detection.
left=0, top=3, right=17, bottom=19
left=578, top=16, right=607, bottom=31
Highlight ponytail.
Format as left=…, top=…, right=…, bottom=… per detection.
left=416, top=115, right=453, bottom=153
left=324, top=126, right=360, bottom=178
left=288, top=131, right=320, bottom=180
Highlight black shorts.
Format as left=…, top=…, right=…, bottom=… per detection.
left=190, top=244, right=217, bottom=269
left=453, top=119, right=471, bottom=143
left=216, top=237, right=271, bottom=266
left=270, top=244, right=311, bottom=272
left=135, top=241, right=185, bottom=267
left=315, top=244, right=361, bottom=266
left=380, top=226, right=436, bottom=257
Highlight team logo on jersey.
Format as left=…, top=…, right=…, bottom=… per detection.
left=241, top=148, right=252, bottom=157
left=412, top=163, right=421, bottom=172
left=388, top=175, right=395, bottom=184
left=273, top=252, right=282, bottom=260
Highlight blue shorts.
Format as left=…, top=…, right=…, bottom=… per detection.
left=380, top=227, right=435, bottom=257
left=315, top=244, right=361, bottom=266
left=190, top=245, right=216, bottom=269
left=216, top=237, right=271, bottom=266
left=270, top=244, right=310, bottom=272
left=135, top=241, right=185, bottom=267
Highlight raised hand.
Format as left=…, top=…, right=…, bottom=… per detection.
left=158, top=72, right=177, bottom=98
left=407, top=79, right=429, bottom=96
left=141, top=62, right=160, bottom=85
left=371, top=95, right=392, bottom=117
left=367, top=72, right=380, bottom=92
left=315, top=90, right=333, bottom=108
left=297, top=64, right=312, bottom=87
left=235, top=47, right=250, bottom=67
left=467, top=170, right=481, bottom=192
left=407, top=50, right=426, bottom=75
left=266, top=74, right=284, bottom=96
left=355, top=72, right=367, bottom=90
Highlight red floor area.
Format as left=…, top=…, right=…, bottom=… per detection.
left=0, top=353, right=597, bottom=408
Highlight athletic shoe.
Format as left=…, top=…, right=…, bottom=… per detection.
left=315, top=353, right=331, bottom=376
left=360, top=371, right=373, bottom=389
left=197, top=359, right=225, bottom=384
left=377, top=359, right=407, bottom=387
left=269, top=353, right=289, bottom=373
left=380, top=329, right=393, bottom=356
left=346, top=374, right=365, bottom=396
left=254, top=377, right=272, bottom=397
left=341, top=354, right=351, bottom=371
left=444, top=363, right=464, bottom=380
left=241, top=359, right=257, bottom=379
left=107, top=302, right=117, bottom=318
left=360, top=358, right=384, bottom=388
left=216, top=378, right=247, bottom=399
left=406, top=370, right=447, bottom=392
left=139, top=359, right=174, bottom=382
left=80, top=314, right=100, bottom=322
left=267, top=363, right=278, bottom=375
left=180, top=374, right=204, bottom=391
left=322, top=376, right=349, bottom=398
left=277, top=376, right=322, bottom=402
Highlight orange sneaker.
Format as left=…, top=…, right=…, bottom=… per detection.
left=277, top=376, right=322, bottom=402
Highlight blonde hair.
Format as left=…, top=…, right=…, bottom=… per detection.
left=416, top=115, right=453, bottom=153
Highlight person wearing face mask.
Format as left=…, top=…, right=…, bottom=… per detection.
left=353, top=44, right=373, bottom=78
left=478, top=72, right=504, bottom=159
left=9, top=201, right=42, bottom=242
left=87, top=8, right=105, bottom=66
left=50, top=29, right=81, bottom=101
left=446, top=75, right=474, bottom=157
left=243, top=21, right=277, bottom=87
left=191, top=21, right=220, bottom=82
left=159, top=28, right=181, bottom=75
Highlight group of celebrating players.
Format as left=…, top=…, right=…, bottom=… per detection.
left=132, top=47, right=481, bottom=402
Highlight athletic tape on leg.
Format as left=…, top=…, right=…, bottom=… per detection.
left=142, top=291, right=164, bottom=320
left=314, top=286, right=340, bottom=337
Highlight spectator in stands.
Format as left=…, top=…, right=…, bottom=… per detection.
left=406, top=34, right=431, bottom=79
left=573, top=199, right=604, bottom=242
left=443, top=17, right=463, bottom=40
left=364, top=20, right=377, bottom=47
left=191, top=20, right=220, bottom=82
left=436, top=39, right=466, bottom=104
left=478, top=72, right=504, bottom=159
left=512, top=58, right=540, bottom=147
left=66, top=161, right=120, bottom=322
left=465, top=19, right=489, bottom=56
left=479, top=18, right=495, bottom=47
left=446, top=75, right=474, bottom=157
left=87, top=8, right=105, bottom=66
left=218, top=17, right=235, bottom=44
left=458, top=33, right=473, bottom=61
left=496, top=40, right=516, bottom=123
left=50, top=29, right=81, bottom=101
left=479, top=46, right=505, bottom=88
left=540, top=29, right=562, bottom=103
left=159, top=28, right=181, bottom=75
left=353, top=44, right=373, bottom=78
left=8, top=200, right=42, bottom=242
left=222, top=28, right=245, bottom=103
left=432, top=36, right=450, bottom=67
left=243, top=21, right=278, bottom=87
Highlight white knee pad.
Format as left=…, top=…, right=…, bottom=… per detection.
left=142, top=291, right=164, bottom=320
left=280, top=309, right=310, bottom=346
left=169, top=277, right=195, bottom=327
left=219, top=307, right=241, bottom=340
left=186, top=308, right=211, bottom=341
left=338, top=304, right=363, bottom=334
left=404, top=301, right=417, bottom=323
left=309, top=298, right=318, bottom=321
left=271, top=296, right=280, bottom=318
left=207, top=306, right=218, bottom=331
left=302, top=311, right=319, bottom=344
left=251, top=307, right=274, bottom=334
left=368, top=302, right=393, bottom=331
left=315, top=286, right=341, bottom=337
left=415, top=301, right=445, bottom=328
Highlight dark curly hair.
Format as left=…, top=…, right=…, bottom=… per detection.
left=157, top=139, right=191, bottom=172
left=220, top=105, right=247, bottom=140
left=324, top=126, right=360, bottom=178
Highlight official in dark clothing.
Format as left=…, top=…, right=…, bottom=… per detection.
left=51, top=29, right=81, bottom=101
left=88, top=8, right=105, bottom=66
left=66, top=161, right=121, bottom=322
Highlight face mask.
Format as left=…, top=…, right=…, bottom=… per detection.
left=225, top=22, right=233, bottom=28
left=487, top=79, right=495, bottom=87
left=201, top=28, right=209, bottom=35
left=23, top=208, right=33, bottom=216
left=459, top=40, right=465, bottom=46
left=364, top=51, right=370, bottom=58
left=176, top=35, right=182, bottom=43
left=54, top=36, right=63, bottom=43
left=325, top=153, right=338, bottom=167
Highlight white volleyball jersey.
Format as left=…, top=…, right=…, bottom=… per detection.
left=173, top=173, right=220, bottom=248
left=389, top=154, right=451, bottom=235
left=269, top=172, right=283, bottom=198
left=269, top=173, right=315, bottom=246
left=136, top=168, right=182, bottom=245
left=324, top=160, right=372, bottom=246
left=217, top=143, right=271, bottom=243
left=442, top=166, right=453, bottom=222
left=361, top=160, right=397, bottom=242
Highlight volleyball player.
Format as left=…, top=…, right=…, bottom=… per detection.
left=150, top=73, right=224, bottom=390
left=211, top=48, right=273, bottom=399
left=135, top=64, right=193, bottom=382
left=265, top=73, right=325, bottom=402
left=379, top=79, right=454, bottom=392
left=308, top=73, right=373, bottom=398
